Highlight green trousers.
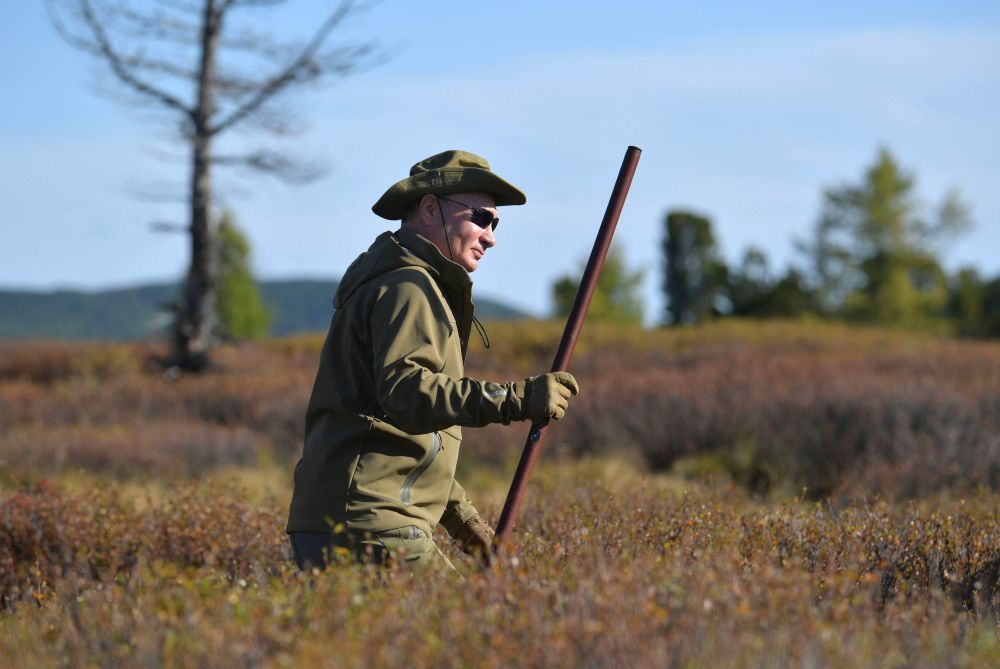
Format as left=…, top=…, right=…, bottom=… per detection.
left=289, top=525, right=458, bottom=573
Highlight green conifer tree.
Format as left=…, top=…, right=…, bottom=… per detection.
left=950, top=268, right=984, bottom=337
left=663, top=210, right=727, bottom=325
left=803, top=147, right=970, bottom=327
left=552, top=246, right=645, bottom=325
left=215, top=211, right=272, bottom=340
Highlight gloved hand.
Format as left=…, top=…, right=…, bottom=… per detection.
left=523, top=371, right=579, bottom=422
left=452, top=515, right=495, bottom=566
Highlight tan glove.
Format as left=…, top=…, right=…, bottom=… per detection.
left=523, top=371, right=579, bottom=422
left=452, top=515, right=495, bottom=566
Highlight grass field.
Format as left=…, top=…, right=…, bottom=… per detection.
left=2, top=321, right=999, bottom=667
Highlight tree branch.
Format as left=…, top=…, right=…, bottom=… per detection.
left=228, top=0, right=289, bottom=7
left=151, top=0, right=203, bottom=15
left=218, top=26, right=292, bottom=58
left=213, top=72, right=271, bottom=97
left=115, top=55, right=199, bottom=82
left=70, top=0, right=194, bottom=119
left=209, top=0, right=366, bottom=136
left=212, top=150, right=326, bottom=184
left=100, top=2, right=200, bottom=44
left=232, top=103, right=301, bottom=135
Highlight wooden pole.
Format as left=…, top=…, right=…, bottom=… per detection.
left=493, top=145, right=642, bottom=551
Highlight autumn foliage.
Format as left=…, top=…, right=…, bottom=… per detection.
left=1, top=321, right=999, bottom=666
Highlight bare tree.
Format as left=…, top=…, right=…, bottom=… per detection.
left=46, top=0, right=379, bottom=370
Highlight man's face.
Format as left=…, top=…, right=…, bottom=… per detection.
left=432, top=191, right=498, bottom=273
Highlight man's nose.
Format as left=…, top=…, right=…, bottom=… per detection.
left=481, top=226, right=496, bottom=248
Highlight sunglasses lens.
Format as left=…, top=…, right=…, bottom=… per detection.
left=472, top=209, right=499, bottom=231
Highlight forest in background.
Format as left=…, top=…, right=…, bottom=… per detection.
left=553, top=148, right=1000, bottom=339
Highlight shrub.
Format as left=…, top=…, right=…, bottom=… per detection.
left=2, top=469, right=1000, bottom=667
left=1, top=323, right=998, bottom=500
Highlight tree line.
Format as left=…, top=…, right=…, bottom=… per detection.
left=557, top=147, right=999, bottom=337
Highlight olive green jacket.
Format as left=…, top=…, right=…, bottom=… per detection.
left=286, top=227, right=525, bottom=539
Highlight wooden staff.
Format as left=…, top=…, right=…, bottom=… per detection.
left=493, top=145, right=642, bottom=551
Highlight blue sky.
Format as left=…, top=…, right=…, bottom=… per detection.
left=2, top=1, right=999, bottom=323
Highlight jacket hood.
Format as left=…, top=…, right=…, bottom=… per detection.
left=334, top=227, right=471, bottom=309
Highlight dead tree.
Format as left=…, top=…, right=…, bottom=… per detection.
left=46, top=0, right=378, bottom=370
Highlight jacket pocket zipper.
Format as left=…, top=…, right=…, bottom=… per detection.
left=400, top=431, right=442, bottom=506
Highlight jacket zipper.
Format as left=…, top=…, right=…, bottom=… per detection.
left=400, top=431, right=442, bottom=506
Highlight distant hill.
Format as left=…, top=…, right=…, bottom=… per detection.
left=0, top=280, right=530, bottom=341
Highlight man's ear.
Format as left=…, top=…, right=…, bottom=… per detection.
left=418, top=194, right=439, bottom=224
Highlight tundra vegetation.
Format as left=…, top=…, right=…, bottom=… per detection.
left=1, top=320, right=999, bottom=667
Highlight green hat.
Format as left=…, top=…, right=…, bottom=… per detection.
left=372, top=149, right=527, bottom=220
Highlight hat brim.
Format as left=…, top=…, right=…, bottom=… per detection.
left=372, top=167, right=526, bottom=220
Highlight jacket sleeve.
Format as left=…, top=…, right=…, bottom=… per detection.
left=439, top=478, right=481, bottom=539
left=370, top=271, right=525, bottom=434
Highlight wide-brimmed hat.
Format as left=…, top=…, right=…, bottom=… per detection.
left=372, top=150, right=526, bottom=220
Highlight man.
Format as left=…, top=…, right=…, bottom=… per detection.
left=286, top=150, right=579, bottom=571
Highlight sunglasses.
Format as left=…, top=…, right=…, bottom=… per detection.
left=437, top=196, right=499, bottom=231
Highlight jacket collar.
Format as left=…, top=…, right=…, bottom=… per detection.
left=394, top=226, right=475, bottom=357
left=393, top=227, right=472, bottom=291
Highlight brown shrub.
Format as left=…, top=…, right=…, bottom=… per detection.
left=510, top=339, right=1000, bottom=500
left=466, top=326, right=1000, bottom=500
left=0, top=341, right=145, bottom=384
left=1, top=421, right=262, bottom=477
left=1, top=325, right=998, bottom=499
left=2, top=470, right=1000, bottom=666
left=0, top=481, right=288, bottom=608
